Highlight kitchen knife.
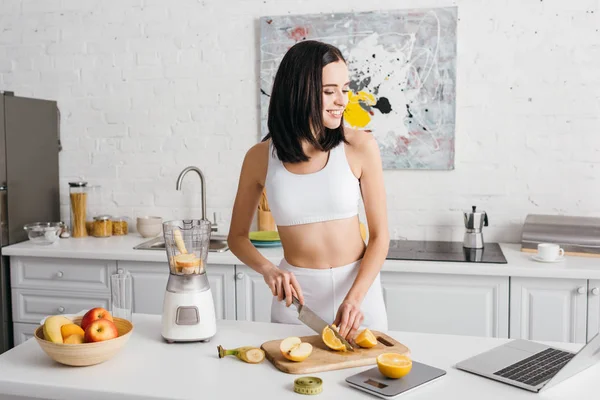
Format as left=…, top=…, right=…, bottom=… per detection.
left=290, top=296, right=355, bottom=351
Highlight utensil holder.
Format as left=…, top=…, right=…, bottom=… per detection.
left=257, top=210, right=276, bottom=231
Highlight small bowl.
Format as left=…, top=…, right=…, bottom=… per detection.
left=34, top=316, right=133, bottom=367
left=137, top=223, right=162, bottom=238
left=136, top=216, right=163, bottom=226
left=24, top=222, right=63, bottom=245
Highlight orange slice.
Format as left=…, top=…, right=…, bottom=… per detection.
left=355, top=328, right=377, bottom=349
left=174, top=253, right=201, bottom=267
left=322, top=325, right=346, bottom=351
left=376, top=353, right=412, bottom=379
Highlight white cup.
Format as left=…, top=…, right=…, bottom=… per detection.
left=537, top=243, right=565, bottom=261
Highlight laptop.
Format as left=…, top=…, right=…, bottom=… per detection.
left=455, top=332, right=600, bottom=392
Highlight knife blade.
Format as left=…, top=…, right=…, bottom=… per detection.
left=290, top=296, right=355, bottom=351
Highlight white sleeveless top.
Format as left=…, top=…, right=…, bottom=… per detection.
left=265, top=141, right=361, bottom=226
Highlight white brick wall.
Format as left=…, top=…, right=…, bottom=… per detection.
left=1, top=0, right=599, bottom=242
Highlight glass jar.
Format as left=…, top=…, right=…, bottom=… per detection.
left=93, top=215, right=113, bottom=238
left=112, top=216, right=129, bottom=236
left=69, top=182, right=88, bottom=238
left=86, top=185, right=102, bottom=235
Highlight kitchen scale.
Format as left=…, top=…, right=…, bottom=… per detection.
left=161, top=219, right=217, bottom=343
left=346, top=361, right=446, bottom=398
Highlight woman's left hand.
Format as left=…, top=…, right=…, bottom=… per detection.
left=333, top=300, right=364, bottom=340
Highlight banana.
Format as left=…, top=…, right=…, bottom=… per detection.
left=217, top=345, right=265, bottom=364
left=173, top=229, right=188, bottom=254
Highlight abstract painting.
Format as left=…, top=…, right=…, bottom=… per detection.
left=259, top=7, right=457, bottom=170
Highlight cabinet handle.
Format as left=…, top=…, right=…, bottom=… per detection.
left=578, top=287, right=586, bottom=294
left=236, top=272, right=245, bottom=280
left=56, top=271, right=63, bottom=278
left=592, top=288, right=600, bottom=296
left=58, top=306, right=65, bottom=313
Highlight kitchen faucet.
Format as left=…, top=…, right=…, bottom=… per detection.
left=175, top=166, right=218, bottom=232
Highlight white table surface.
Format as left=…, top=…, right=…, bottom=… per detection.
left=0, top=314, right=598, bottom=400
left=3, top=235, right=600, bottom=279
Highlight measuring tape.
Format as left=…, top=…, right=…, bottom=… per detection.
left=294, top=376, right=323, bottom=395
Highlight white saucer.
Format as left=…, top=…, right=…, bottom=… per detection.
left=531, top=255, right=565, bottom=263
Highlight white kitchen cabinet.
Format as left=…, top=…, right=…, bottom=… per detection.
left=12, top=322, right=37, bottom=346
left=380, top=271, right=509, bottom=338
left=10, top=256, right=116, bottom=346
left=587, top=279, right=600, bottom=342
left=234, top=265, right=273, bottom=323
left=11, top=289, right=110, bottom=324
left=11, top=257, right=114, bottom=292
left=510, top=277, right=588, bottom=343
left=117, top=262, right=236, bottom=320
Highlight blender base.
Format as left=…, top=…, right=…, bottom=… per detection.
left=161, top=288, right=217, bottom=343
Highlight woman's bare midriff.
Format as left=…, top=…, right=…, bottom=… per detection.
left=276, top=216, right=366, bottom=269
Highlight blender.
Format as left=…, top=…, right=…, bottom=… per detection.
left=161, top=219, right=216, bottom=343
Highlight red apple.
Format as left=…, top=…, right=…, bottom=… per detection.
left=80, top=307, right=113, bottom=332
left=84, top=319, right=118, bottom=343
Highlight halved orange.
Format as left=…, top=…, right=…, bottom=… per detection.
left=376, top=353, right=412, bottom=379
left=321, top=325, right=346, bottom=351
left=355, top=328, right=377, bottom=349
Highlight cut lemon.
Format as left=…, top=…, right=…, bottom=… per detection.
left=355, top=328, right=377, bottom=349
left=321, top=325, right=346, bottom=351
left=376, top=353, right=412, bottom=379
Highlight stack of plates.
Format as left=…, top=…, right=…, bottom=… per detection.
left=249, top=231, right=281, bottom=248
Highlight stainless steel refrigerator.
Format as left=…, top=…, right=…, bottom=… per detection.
left=0, top=92, right=60, bottom=354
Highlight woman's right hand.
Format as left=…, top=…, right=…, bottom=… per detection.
left=263, top=265, right=304, bottom=307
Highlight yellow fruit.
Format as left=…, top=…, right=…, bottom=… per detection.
left=64, top=334, right=84, bottom=344
left=174, top=253, right=200, bottom=267
left=355, top=328, right=377, bottom=349
left=322, top=325, right=346, bottom=351
left=377, top=353, right=412, bottom=379
left=217, top=345, right=265, bottom=364
left=43, top=316, right=73, bottom=344
left=173, top=229, right=188, bottom=254
left=60, top=324, right=85, bottom=341
left=279, top=337, right=313, bottom=362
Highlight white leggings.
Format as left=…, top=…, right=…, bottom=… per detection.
left=270, top=258, right=388, bottom=331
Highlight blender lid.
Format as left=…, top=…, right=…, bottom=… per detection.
left=69, top=181, right=88, bottom=187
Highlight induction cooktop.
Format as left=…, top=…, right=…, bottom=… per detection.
left=386, top=240, right=507, bottom=264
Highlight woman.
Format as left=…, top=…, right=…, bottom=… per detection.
left=227, top=40, right=389, bottom=340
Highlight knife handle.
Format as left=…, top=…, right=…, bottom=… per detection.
left=291, top=295, right=301, bottom=308
left=283, top=293, right=302, bottom=308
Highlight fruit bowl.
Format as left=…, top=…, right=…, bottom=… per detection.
left=34, top=316, right=133, bottom=367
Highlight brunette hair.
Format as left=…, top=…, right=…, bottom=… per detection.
left=263, top=40, right=348, bottom=163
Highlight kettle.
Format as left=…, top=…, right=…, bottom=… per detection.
left=463, top=206, right=488, bottom=249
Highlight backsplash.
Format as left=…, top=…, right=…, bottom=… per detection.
left=1, top=0, right=599, bottom=242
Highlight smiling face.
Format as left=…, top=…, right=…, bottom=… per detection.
left=322, top=60, right=350, bottom=130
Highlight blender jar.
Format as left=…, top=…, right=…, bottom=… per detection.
left=163, top=220, right=211, bottom=275
left=69, top=182, right=88, bottom=238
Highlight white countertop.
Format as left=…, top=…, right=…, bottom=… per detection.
left=0, top=314, right=596, bottom=400
left=3, top=236, right=600, bottom=279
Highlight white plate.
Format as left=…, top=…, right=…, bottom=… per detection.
left=531, top=255, right=565, bottom=263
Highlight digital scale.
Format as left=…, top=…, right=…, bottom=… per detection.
left=346, top=361, right=446, bottom=398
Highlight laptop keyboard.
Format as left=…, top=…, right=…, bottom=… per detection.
left=493, top=348, right=575, bottom=387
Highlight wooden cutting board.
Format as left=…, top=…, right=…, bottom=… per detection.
left=261, top=331, right=410, bottom=374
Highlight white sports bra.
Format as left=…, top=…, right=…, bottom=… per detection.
left=264, top=140, right=361, bottom=226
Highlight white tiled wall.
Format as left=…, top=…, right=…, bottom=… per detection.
left=1, top=0, right=599, bottom=242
